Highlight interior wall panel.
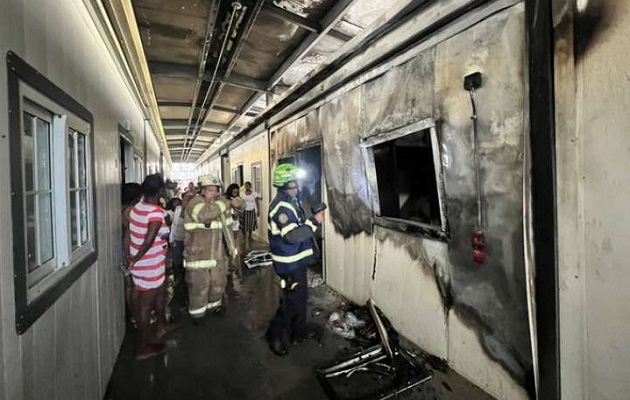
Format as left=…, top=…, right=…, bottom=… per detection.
left=372, top=228, right=449, bottom=359
left=228, top=131, right=270, bottom=242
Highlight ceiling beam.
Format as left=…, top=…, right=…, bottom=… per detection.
left=262, top=2, right=318, bottom=32
left=176, top=0, right=220, bottom=163
left=169, top=147, right=206, bottom=152
left=162, top=119, right=237, bottom=131
left=149, top=61, right=273, bottom=94
left=185, top=0, right=265, bottom=162
left=224, top=94, right=262, bottom=135
left=166, top=135, right=216, bottom=142
left=267, top=0, right=360, bottom=89
left=157, top=101, right=258, bottom=117
left=263, top=2, right=352, bottom=42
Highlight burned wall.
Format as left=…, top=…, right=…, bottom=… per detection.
left=434, top=5, right=531, bottom=385
left=268, top=3, right=531, bottom=392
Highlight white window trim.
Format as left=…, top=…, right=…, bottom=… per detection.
left=251, top=161, right=263, bottom=194
left=19, top=83, right=95, bottom=302
left=22, top=102, right=57, bottom=285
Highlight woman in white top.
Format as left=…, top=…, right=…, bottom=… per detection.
left=225, top=183, right=245, bottom=276
left=240, top=181, right=261, bottom=252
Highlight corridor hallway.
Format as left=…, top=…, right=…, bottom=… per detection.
left=104, top=263, right=495, bottom=400
left=6, top=0, right=630, bottom=399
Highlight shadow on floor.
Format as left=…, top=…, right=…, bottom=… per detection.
left=105, top=251, right=497, bottom=400
left=105, top=261, right=357, bottom=400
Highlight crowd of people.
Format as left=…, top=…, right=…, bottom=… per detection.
left=120, top=163, right=325, bottom=360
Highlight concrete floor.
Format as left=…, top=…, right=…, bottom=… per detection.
left=105, top=260, right=496, bottom=400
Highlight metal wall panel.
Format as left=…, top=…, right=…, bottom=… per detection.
left=265, top=3, right=530, bottom=399
left=555, top=1, right=630, bottom=399
left=0, top=0, right=164, bottom=399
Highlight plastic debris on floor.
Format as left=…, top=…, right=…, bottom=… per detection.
left=317, top=300, right=432, bottom=400
left=327, top=310, right=366, bottom=339
left=244, top=250, right=273, bottom=269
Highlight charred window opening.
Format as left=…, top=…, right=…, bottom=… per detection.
left=362, top=118, right=448, bottom=239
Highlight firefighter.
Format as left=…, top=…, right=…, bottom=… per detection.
left=183, top=175, right=243, bottom=320
left=266, top=163, right=325, bottom=356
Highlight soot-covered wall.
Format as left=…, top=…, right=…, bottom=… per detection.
left=269, top=4, right=531, bottom=388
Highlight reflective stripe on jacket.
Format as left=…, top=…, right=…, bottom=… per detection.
left=183, top=196, right=233, bottom=268
left=267, top=191, right=319, bottom=274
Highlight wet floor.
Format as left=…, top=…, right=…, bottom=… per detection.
left=105, top=253, right=496, bottom=400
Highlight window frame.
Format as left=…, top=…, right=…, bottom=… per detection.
left=360, top=117, right=449, bottom=240
left=251, top=161, right=263, bottom=194
left=8, top=51, right=97, bottom=334
left=21, top=102, right=57, bottom=285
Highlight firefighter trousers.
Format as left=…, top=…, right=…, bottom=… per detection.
left=267, top=265, right=308, bottom=342
left=186, top=261, right=228, bottom=319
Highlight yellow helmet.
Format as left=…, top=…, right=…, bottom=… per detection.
left=199, top=175, right=222, bottom=188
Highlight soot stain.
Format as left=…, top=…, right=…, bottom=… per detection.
left=574, top=0, right=615, bottom=61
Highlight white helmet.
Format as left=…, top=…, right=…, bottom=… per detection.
left=199, top=175, right=222, bottom=189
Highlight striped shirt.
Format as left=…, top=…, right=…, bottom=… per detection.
left=128, top=201, right=169, bottom=290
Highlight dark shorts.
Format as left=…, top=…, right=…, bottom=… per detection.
left=172, top=240, right=185, bottom=265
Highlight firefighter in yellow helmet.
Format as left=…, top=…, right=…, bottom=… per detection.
left=183, top=175, right=244, bottom=320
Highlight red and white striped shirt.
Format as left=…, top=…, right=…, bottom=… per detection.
left=128, top=201, right=169, bottom=290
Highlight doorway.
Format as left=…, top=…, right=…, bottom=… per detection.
left=295, top=144, right=325, bottom=278
left=119, top=128, right=134, bottom=184
left=232, top=164, right=244, bottom=186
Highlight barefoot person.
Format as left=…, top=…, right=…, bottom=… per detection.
left=127, top=174, right=174, bottom=360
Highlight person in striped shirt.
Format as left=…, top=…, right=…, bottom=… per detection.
left=127, top=174, right=173, bottom=360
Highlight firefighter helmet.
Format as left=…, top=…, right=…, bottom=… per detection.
left=199, top=175, right=222, bottom=188
left=273, top=163, right=299, bottom=187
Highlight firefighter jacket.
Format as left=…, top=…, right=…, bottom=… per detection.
left=183, top=196, right=241, bottom=268
left=268, top=191, right=320, bottom=275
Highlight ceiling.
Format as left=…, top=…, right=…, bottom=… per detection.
left=128, top=0, right=398, bottom=163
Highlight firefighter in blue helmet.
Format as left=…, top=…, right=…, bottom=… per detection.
left=266, top=163, right=325, bottom=356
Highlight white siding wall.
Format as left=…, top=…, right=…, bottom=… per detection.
left=0, top=0, right=163, bottom=399
left=227, top=132, right=271, bottom=242
left=200, top=157, right=221, bottom=181
left=556, top=2, right=630, bottom=399
left=328, top=228, right=529, bottom=400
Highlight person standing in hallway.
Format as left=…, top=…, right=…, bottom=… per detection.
left=185, top=181, right=196, bottom=194
left=127, top=174, right=173, bottom=360
left=225, top=183, right=246, bottom=277
left=241, top=181, right=261, bottom=252
left=266, top=163, right=325, bottom=356
left=183, top=176, right=241, bottom=320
